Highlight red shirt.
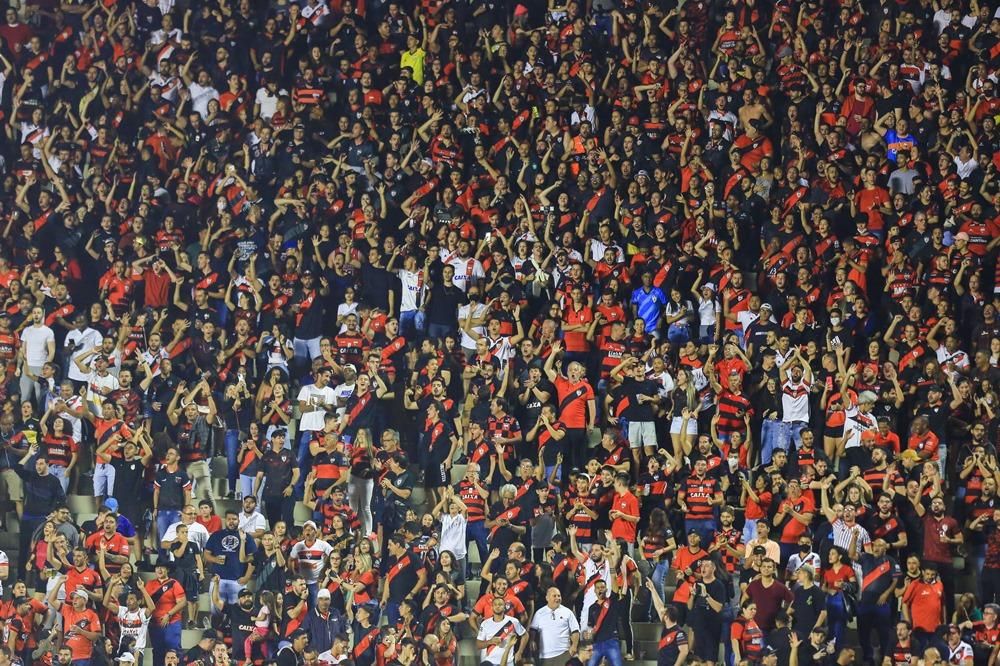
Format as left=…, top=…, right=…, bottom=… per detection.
left=553, top=376, right=594, bottom=429
left=65, top=566, right=102, bottom=599
left=84, top=531, right=131, bottom=572
left=145, top=577, right=186, bottom=623
left=610, top=491, right=640, bottom=544
left=921, top=514, right=959, bottom=564
left=562, top=304, right=594, bottom=352
left=60, top=606, right=100, bottom=660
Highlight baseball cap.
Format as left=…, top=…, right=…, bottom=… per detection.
left=302, top=520, right=318, bottom=531
left=271, top=428, right=287, bottom=439
left=103, top=498, right=120, bottom=512
left=316, top=589, right=331, bottom=599
left=759, top=302, right=773, bottom=311
left=238, top=588, right=253, bottom=597
left=202, top=631, right=217, bottom=641
left=73, top=589, right=89, bottom=600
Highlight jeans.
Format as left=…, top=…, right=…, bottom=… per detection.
left=666, top=323, right=690, bottom=345
left=348, top=477, right=374, bottom=535
left=645, top=560, right=669, bottom=620
left=760, top=418, right=784, bottom=465
left=399, top=310, right=424, bottom=337
left=466, top=520, right=489, bottom=572
left=296, top=431, right=314, bottom=495
left=186, top=460, right=212, bottom=501
left=293, top=336, right=322, bottom=362
left=588, top=638, right=623, bottom=666
left=149, top=619, right=181, bottom=666
left=49, top=465, right=70, bottom=493
left=209, top=578, right=240, bottom=611
left=385, top=600, right=401, bottom=627
left=224, top=429, right=240, bottom=494
left=826, top=592, right=848, bottom=650
left=93, top=462, right=116, bottom=497
left=685, top=518, right=716, bottom=546
left=18, top=365, right=43, bottom=409
left=742, top=518, right=759, bottom=545
left=240, top=474, right=259, bottom=499
left=156, top=509, right=181, bottom=551
left=426, top=323, right=452, bottom=339
left=776, top=421, right=809, bottom=455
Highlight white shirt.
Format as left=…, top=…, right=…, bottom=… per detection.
left=578, top=557, right=612, bottom=630
left=458, top=302, right=488, bottom=349
left=188, top=81, right=219, bottom=119
left=936, top=343, right=970, bottom=369
left=448, top=255, right=485, bottom=292
left=438, top=513, right=467, bottom=560
left=529, top=604, right=580, bottom=659
left=86, top=371, right=120, bottom=413
left=843, top=404, right=877, bottom=450
left=65, top=327, right=103, bottom=382
left=831, top=518, right=871, bottom=551
left=20, top=324, right=54, bottom=366
left=781, top=379, right=810, bottom=423
left=332, top=381, right=355, bottom=417
left=297, top=384, right=336, bottom=431
left=238, top=511, right=268, bottom=536
left=117, top=606, right=151, bottom=650
left=785, top=552, right=821, bottom=578
left=289, top=538, right=334, bottom=583
left=397, top=269, right=426, bottom=312
left=160, top=521, right=210, bottom=557
left=254, top=87, right=285, bottom=121
left=476, top=615, right=525, bottom=666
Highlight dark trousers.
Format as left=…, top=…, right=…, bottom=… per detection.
left=857, top=602, right=894, bottom=663
left=263, top=494, right=294, bottom=528
left=562, top=428, right=588, bottom=486
left=18, top=513, right=44, bottom=576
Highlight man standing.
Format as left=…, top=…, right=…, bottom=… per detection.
left=48, top=587, right=101, bottom=666
left=237, top=495, right=268, bottom=539
left=477, top=595, right=528, bottom=666
left=584, top=578, right=623, bottom=666
left=145, top=563, right=186, bottom=666
left=743, top=558, right=793, bottom=635
left=687, top=559, right=727, bottom=664
left=204, top=511, right=256, bottom=608
left=912, top=494, right=961, bottom=617
left=543, top=341, right=595, bottom=484
left=17, top=306, right=55, bottom=407
left=609, top=472, right=640, bottom=554
left=300, top=588, right=347, bottom=655
left=853, top=538, right=900, bottom=665
left=295, top=368, right=335, bottom=482
left=255, top=430, right=298, bottom=527
left=529, top=587, right=580, bottom=666
left=153, top=448, right=191, bottom=554
left=15, top=444, right=65, bottom=576
left=381, top=534, right=427, bottom=627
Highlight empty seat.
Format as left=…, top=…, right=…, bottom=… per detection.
left=67, top=495, right=100, bottom=515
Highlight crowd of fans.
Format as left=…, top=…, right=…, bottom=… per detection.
left=0, top=0, right=997, bottom=665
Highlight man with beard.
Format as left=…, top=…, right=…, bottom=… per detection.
left=566, top=526, right=613, bottom=631
left=209, top=577, right=255, bottom=664
left=144, top=563, right=186, bottom=666
left=911, top=494, right=962, bottom=617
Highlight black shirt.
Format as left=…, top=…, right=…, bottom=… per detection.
left=154, top=466, right=190, bottom=510
left=259, top=448, right=295, bottom=496
left=17, top=459, right=66, bottom=516
left=792, top=584, right=825, bottom=635
left=425, top=283, right=466, bottom=327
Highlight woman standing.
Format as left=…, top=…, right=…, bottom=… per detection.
left=822, top=546, right=857, bottom=649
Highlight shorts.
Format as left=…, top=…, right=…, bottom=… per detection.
left=670, top=417, right=698, bottom=436
left=0, top=468, right=23, bottom=502
left=423, top=463, right=448, bottom=489
left=824, top=424, right=845, bottom=438
left=627, top=421, right=656, bottom=449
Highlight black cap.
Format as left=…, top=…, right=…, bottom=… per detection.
left=271, top=428, right=287, bottom=439
left=201, top=631, right=217, bottom=642
left=289, top=629, right=309, bottom=641
left=238, top=588, right=253, bottom=597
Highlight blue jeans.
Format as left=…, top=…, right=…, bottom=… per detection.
left=224, top=429, right=240, bottom=493
left=156, top=509, right=180, bottom=548
left=647, top=561, right=669, bottom=620
left=467, top=520, right=489, bottom=572
left=426, top=323, right=451, bottom=339
left=666, top=323, right=690, bottom=345
left=385, top=600, right=401, bottom=627
left=685, top=518, right=716, bottom=546
left=209, top=577, right=240, bottom=612
left=293, top=336, right=321, bottom=362
left=827, top=592, right=848, bottom=650
left=399, top=310, right=424, bottom=337
left=776, top=421, right=808, bottom=455
left=296, top=431, right=314, bottom=495
left=760, top=418, right=784, bottom=465
left=149, top=620, right=181, bottom=666
left=589, top=638, right=623, bottom=666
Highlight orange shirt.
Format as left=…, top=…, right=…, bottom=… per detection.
left=902, top=578, right=944, bottom=633
left=561, top=304, right=594, bottom=352
left=84, top=531, right=131, bottom=571
left=777, top=494, right=815, bottom=543
left=61, top=606, right=100, bottom=660
left=610, top=491, right=640, bottom=544
left=65, top=566, right=102, bottom=599
left=908, top=431, right=940, bottom=461
left=145, top=577, right=186, bottom=623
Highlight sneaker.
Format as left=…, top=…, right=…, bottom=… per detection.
left=202, top=616, right=212, bottom=630
left=186, top=621, right=196, bottom=630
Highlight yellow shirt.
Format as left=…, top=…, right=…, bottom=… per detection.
left=400, top=48, right=426, bottom=85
